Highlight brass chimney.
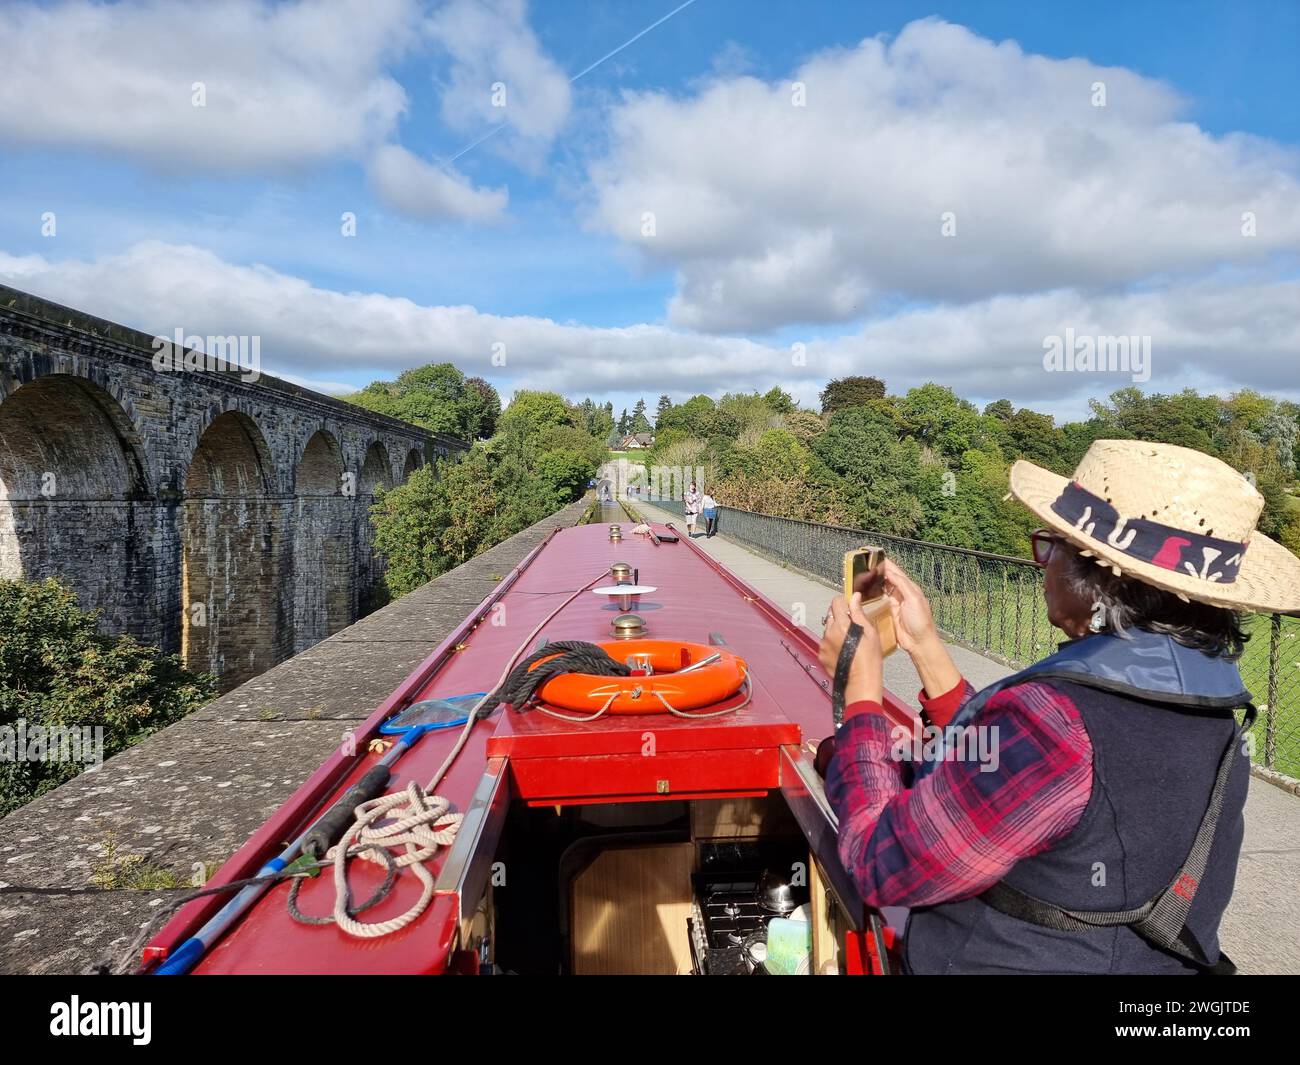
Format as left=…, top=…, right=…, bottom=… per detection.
left=611, top=613, right=646, bottom=639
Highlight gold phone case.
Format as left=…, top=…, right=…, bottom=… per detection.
left=843, top=547, right=897, bottom=657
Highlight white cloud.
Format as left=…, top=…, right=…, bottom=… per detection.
left=367, top=144, right=508, bottom=223
left=2, top=241, right=1297, bottom=421
left=424, top=0, right=572, bottom=166
left=0, top=0, right=567, bottom=221
left=0, top=0, right=418, bottom=170
left=805, top=278, right=1300, bottom=410
left=585, top=17, right=1300, bottom=333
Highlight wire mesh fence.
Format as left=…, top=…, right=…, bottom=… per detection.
left=655, top=499, right=1300, bottom=783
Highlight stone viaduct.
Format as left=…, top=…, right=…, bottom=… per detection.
left=0, top=284, right=467, bottom=690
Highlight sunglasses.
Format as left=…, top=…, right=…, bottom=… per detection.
left=1030, top=529, right=1064, bottom=567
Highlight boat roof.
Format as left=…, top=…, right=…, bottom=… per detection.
left=144, top=519, right=915, bottom=974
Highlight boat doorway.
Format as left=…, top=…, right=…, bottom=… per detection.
left=486, top=792, right=846, bottom=975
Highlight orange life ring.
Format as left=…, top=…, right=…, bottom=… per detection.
left=535, top=639, right=748, bottom=715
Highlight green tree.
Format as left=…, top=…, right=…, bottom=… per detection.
left=762, top=387, right=796, bottom=414
left=812, top=407, right=925, bottom=535
left=1223, top=391, right=1298, bottom=475
left=716, top=429, right=815, bottom=517
left=462, top=377, right=501, bottom=439
left=347, top=363, right=498, bottom=440
left=371, top=450, right=504, bottom=597
left=630, top=398, right=652, bottom=434
left=919, top=447, right=1037, bottom=555
left=895, top=383, right=989, bottom=460
left=656, top=395, right=716, bottom=436
left=575, top=398, right=616, bottom=441
left=783, top=409, right=825, bottom=445
left=1090, top=387, right=1222, bottom=454
left=820, top=375, right=886, bottom=413
left=0, top=579, right=215, bottom=814
left=718, top=392, right=778, bottom=438
left=537, top=423, right=606, bottom=477
left=704, top=407, right=744, bottom=445
left=1001, top=408, right=1061, bottom=468
left=498, top=390, right=573, bottom=438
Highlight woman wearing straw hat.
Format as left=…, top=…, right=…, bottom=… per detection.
left=817, top=440, right=1297, bottom=974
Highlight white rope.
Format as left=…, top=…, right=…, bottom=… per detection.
left=314, top=569, right=610, bottom=939
left=651, top=675, right=752, bottom=718
left=535, top=690, right=621, bottom=723
left=326, top=782, right=463, bottom=938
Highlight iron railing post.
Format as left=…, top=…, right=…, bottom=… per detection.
left=1267, top=612, right=1281, bottom=771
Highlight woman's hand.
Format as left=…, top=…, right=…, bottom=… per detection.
left=882, top=559, right=939, bottom=654
left=818, top=592, right=884, bottom=707
left=882, top=560, right=961, bottom=699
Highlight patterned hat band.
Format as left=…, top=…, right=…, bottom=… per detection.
left=1049, top=481, right=1249, bottom=584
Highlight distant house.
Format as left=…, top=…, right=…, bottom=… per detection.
left=619, top=432, right=655, bottom=450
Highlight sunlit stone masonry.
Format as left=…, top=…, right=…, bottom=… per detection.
left=0, top=285, right=467, bottom=690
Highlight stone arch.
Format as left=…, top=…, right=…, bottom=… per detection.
left=0, top=358, right=156, bottom=489
left=0, top=374, right=148, bottom=500
left=181, top=411, right=285, bottom=690
left=296, top=429, right=345, bottom=496
left=184, top=410, right=273, bottom=497
left=0, top=374, right=158, bottom=641
left=292, top=429, right=352, bottom=653
left=181, top=400, right=281, bottom=497
left=355, top=441, right=394, bottom=616
left=402, top=447, right=423, bottom=481
left=359, top=441, right=393, bottom=495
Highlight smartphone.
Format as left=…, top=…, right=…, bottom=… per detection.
left=842, top=547, right=897, bottom=656
left=844, top=547, right=885, bottom=602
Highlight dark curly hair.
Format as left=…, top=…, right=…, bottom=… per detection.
left=1062, top=547, right=1249, bottom=660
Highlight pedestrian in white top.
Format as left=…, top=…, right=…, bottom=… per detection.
left=683, top=482, right=701, bottom=535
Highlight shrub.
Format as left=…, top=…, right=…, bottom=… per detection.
left=0, top=579, right=215, bottom=815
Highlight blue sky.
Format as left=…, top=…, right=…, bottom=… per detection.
left=0, top=0, right=1297, bottom=421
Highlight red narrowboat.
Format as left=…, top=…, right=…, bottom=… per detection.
left=142, top=509, right=913, bottom=975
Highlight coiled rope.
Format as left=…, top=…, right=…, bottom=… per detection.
left=496, top=640, right=632, bottom=709
left=321, top=784, right=462, bottom=938
left=288, top=571, right=611, bottom=937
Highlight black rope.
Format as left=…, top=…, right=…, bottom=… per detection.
left=287, top=844, right=400, bottom=925
left=493, top=640, right=631, bottom=712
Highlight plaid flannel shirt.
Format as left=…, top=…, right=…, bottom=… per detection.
left=824, top=677, right=1094, bottom=908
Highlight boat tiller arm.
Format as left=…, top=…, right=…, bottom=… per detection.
left=301, top=763, right=394, bottom=860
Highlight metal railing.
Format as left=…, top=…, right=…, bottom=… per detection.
left=655, top=500, right=1300, bottom=786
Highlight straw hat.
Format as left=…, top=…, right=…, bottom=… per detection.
left=1009, top=439, right=1300, bottom=613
